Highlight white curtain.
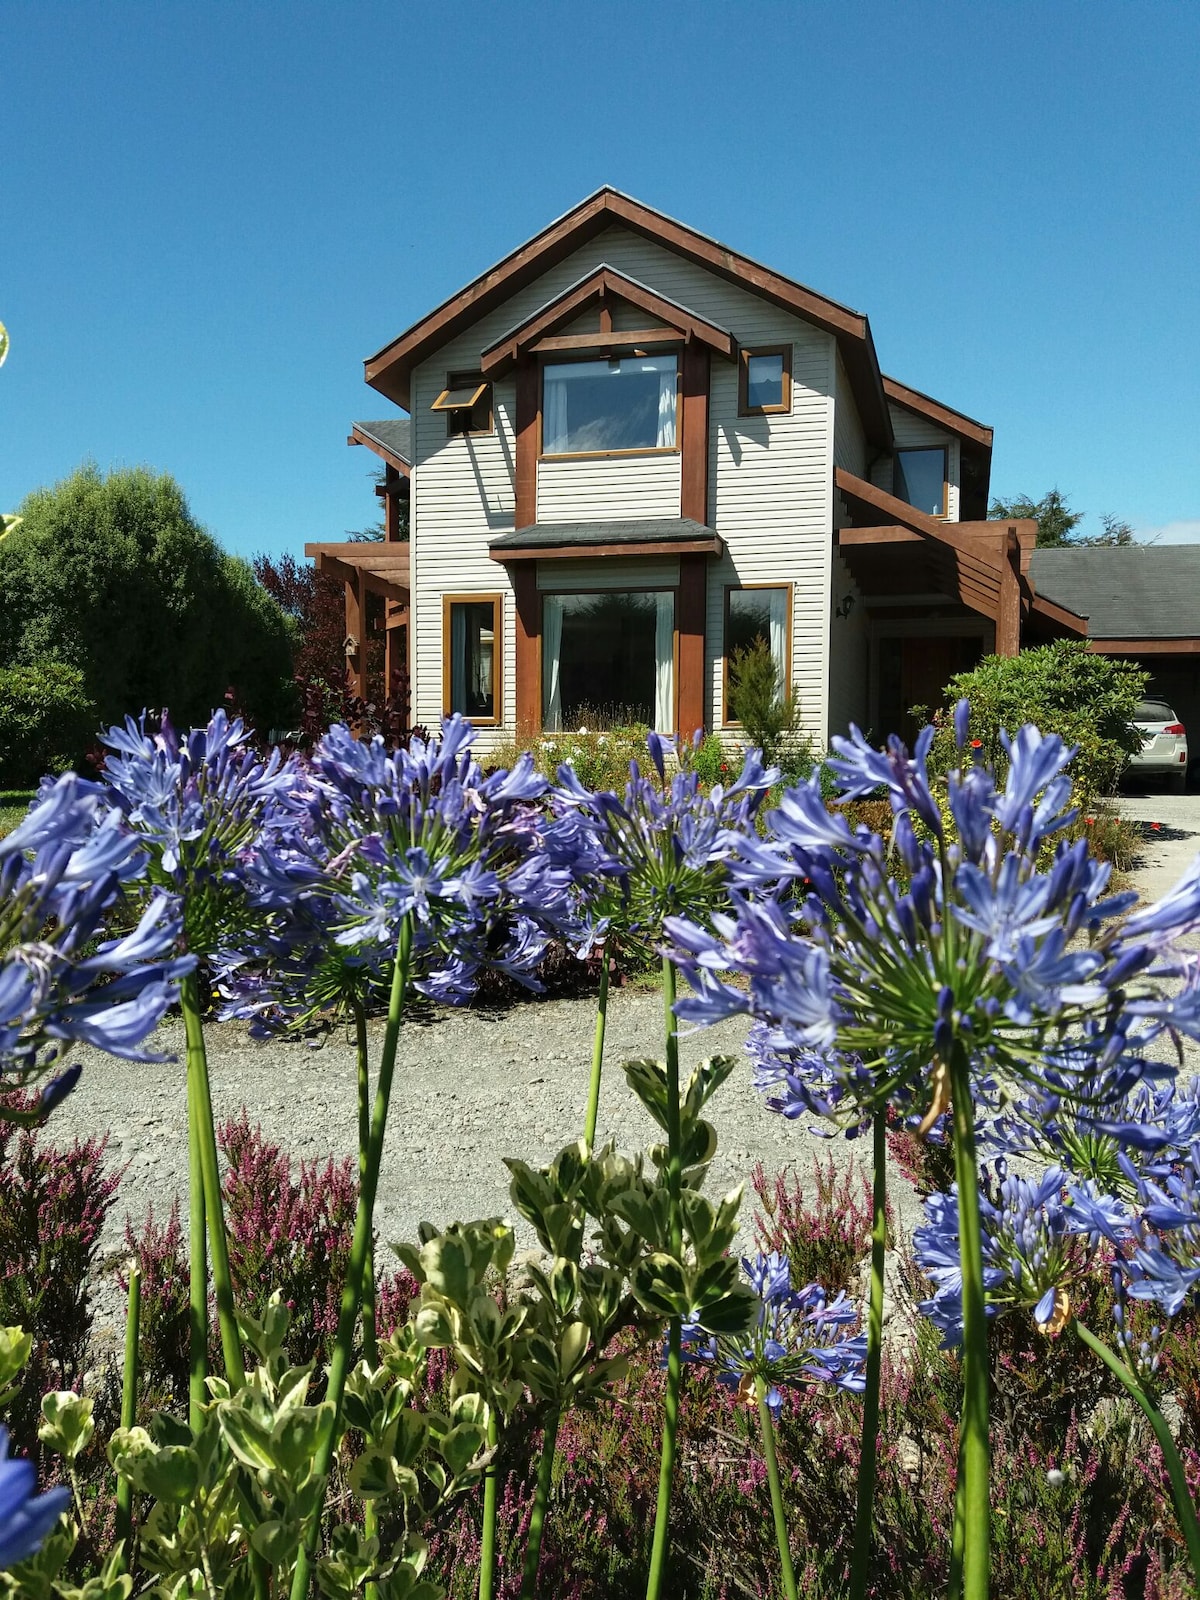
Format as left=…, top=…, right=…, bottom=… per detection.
left=543, top=372, right=570, bottom=455
left=654, top=591, right=674, bottom=733
left=542, top=596, right=564, bottom=730
left=656, top=361, right=677, bottom=447
left=768, top=588, right=788, bottom=691
left=450, top=605, right=468, bottom=714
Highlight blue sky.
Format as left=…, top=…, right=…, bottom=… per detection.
left=4, top=1, right=1199, bottom=559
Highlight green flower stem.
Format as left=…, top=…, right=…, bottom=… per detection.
left=582, top=952, right=611, bottom=1153
left=946, top=1043, right=990, bottom=1600
left=114, top=1261, right=141, bottom=1562
left=947, top=1431, right=966, bottom=1600
left=289, top=918, right=412, bottom=1600
left=182, top=972, right=246, bottom=1392
left=479, top=1407, right=501, bottom=1600
left=645, top=957, right=684, bottom=1600
left=186, top=1050, right=208, bottom=1435
left=352, top=1000, right=379, bottom=1365
left=849, top=1109, right=888, bottom=1600
left=756, top=1376, right=799, bottom=1600
left=519, top=1409, right=561, bottom=1599
left=1074, top=1319, right=1200, bottom=1584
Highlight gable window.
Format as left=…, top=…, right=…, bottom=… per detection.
left=542, top=590, right=674, bottom=732
left=432, top=371, right=493, bottom=437
left=542, top=355, right=678, bottom=456
left=894, top=448, right=948, bottom=517
left=724, top=585, right=790, bottom=722
left=443, top=595, right=500, bottom=722
left=738, top=346, right=792, bottom=416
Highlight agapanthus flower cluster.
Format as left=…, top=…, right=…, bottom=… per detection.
left=1122, top=1145, right=1200, bottom=1318
left=545, top=731, right=779, bottom=958
left=668, top=706, right=1200, bottom=1129
left=0, top=1425, right=71, bottom=1572
left=0, top=774, right=193, bottom=1112
left=681, top=1250, right=866, bottom=1416
left=913, top=1159, right=1131, bottom=1346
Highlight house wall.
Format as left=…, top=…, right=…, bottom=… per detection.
left=886, top=404, right=962, bottom=521
left=408, top=224, right=839, bottom=748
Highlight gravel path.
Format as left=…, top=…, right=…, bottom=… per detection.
left=45, top=789, right=1200, bottom=1335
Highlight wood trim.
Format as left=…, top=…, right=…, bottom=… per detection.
left=882, top=375, right=993, bottom=449
left=527, top=329, right=686, bottom=357
left=511, top=561, right=541, bottom=735
left=996, top=531, right=1022, bottom=657
left=738, top=345, right=793, bottom=417
left=677, top=553, right=707, bottom=737
left=721, top=582, right=793, bottom=727
left=834, top=469, right=1007, bottom=568
left=1087, top=637, right=1200, bottom=655
left=491, top=536, right=722, bottom=562
left=514, top=361, right=539, bottom=529
left=680, top=341, right=710, bottom=524
left=444, top=370, right=494, bottom=437
left=441, top=593, right=504, bottom=726
left=1029, top=592, right=1089, bottom=635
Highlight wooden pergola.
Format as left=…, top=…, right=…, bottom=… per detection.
left=303, top=540, right=409, bottom=702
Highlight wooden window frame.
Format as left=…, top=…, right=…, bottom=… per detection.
left=893, top=445, right=950, bottom=519
left=738, top=345, right=793, bottom=417
left=441, top=370, right=494, bottom=439
left=539, top=584, right=678, bottom=732
left=442, top=593, right=503, bottom=725
left=721, top=582, right=793, bottom=727
left=537, top=351, right=682, bottom=462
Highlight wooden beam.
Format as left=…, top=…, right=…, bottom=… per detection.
left=526, top=328, right=687, bottom=355
left=511, top=560, right=540, bottom=736
left=881, top=376, right=994, bottom=449
left=677, top=553, right=707, bottom=738
left=344, top=569, right=365, bottom=702
left=996, top=532, right=1021, bottom=657
left=680, top=341, right=710, bottom=525
left=515, top=362, right=538, bottom=531
left=491, top=536, right=723, bottom=563
left=1087, top=637, right=1200, bottom=655
left=1029, top=593, right=1088, bottom=635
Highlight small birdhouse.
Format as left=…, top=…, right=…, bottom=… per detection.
left=344, top=633, right=359, bottom=658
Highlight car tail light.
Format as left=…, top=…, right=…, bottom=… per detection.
left=1165, top=723, right=1186, bottom=735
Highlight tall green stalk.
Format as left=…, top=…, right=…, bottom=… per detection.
left=186, top=1051, right=208, bottom=1434
left=478, top=1408, right=501, bottom=1600
left=947, top=1432, right=967, bottom=1600
left=644, top=957, right=684, bottom=1600
left=946, top=1044, right=990, bottom=1600
left=289, top=918, right=412, bottom=1600
left=849, top=1109, right=888, bottom=1600
left=181, top=972, right=245, bottom=1392
left=519, top=1410, right=560, bottom=1599
left=114, top=1262, right=141, bottom=1562
left=1074, top=1319, right=1200, bottom=1584
left=352, top=1000, right=379, bottom=1365
left=582, top=953, right=611, bottom=1153
left=756, top=1376, right=799, bottom=1600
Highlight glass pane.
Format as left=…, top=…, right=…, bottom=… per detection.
left=542, top=356, right=676, bottom=454
left=746, top=352, right=785, bottom=409
left=894, top=449, right=946, bottom=516
left=449, top=601, right=496, bottom=718
left=727, top=588, right=787, bottom=708
left=543, top=590, right=673, bottom=730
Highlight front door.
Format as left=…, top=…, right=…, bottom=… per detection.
left=877, top=635, right=983, bottom=744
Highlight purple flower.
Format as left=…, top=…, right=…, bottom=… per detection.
left=0, top=1426, right=71, bottom=1571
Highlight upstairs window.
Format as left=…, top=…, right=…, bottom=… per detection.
left=739, top=346, right=792, bottom=415
left=432, top=371, right=493, bottom=437
left=542, top=355, right=678, bottom=456
left=894, top=447, right=948, bottom=517
left=444, top=595, right=500, bottom=722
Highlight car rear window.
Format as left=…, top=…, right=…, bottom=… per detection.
left=1134, top=699, right=1176, bottom=722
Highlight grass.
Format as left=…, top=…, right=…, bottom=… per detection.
left=0, top=790, right=35, bottom=838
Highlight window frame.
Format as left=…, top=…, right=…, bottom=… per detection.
left=539, top=584, right=678, bottom=733
left=538, top=352, right=682, bottom=461
left=721, top=581, right=793, bottom=727
left=442, top=592, right=503, bottom=725
left=738, top=345, right=793, bottom=417
left=893, top=445, right=949, bottom=518
left=436, top=370, right=494, bottom=438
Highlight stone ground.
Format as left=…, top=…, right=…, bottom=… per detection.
left=45, top=786, right=1200, bottom=1336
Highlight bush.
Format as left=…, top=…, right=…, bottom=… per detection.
left=0, top=659, right=97, bottom=787
left=727, top=636, right=812, bottom=777
left=928, top=641, right=1147, bottom=803
left=490, top=723, right=655, bottom=793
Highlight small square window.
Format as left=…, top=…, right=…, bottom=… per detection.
left=432, top=371, right=493, bottom=437
left=444, top=595, right=501, bottom=722
left=739, top=346, right=792, bottom=416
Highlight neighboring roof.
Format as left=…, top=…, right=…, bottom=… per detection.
left=489, top=517, right=721, bottom=559
left=1029, top=546, right=1200, bottom=640
left=364, top=187, right=892, bottom=447
left=349, top=418, right=412, bottom=472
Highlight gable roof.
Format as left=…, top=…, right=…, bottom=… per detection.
left=1029, top=546, right=1200, bottom=640
left=364, top=187, right=893, bottom=446
left=349, top=419, right=412, bottom=473
left=881, top=376, right=993, bottom=449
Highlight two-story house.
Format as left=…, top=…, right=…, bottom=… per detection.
left=308, top=189, right=1084, bottom=749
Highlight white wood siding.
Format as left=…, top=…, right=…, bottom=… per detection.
left=408, top=225, right=838, bottom=746
left=888, top=404, right=961, bottom=521
left=536, top=453, right=681, bottom=523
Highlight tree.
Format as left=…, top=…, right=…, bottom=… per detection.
left=0, top=464, right=296, bottom=733
left=251, top=551, right=346, bottom=692
left=990, top=489, right=1139, bottom=548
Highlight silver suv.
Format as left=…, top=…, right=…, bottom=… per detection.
left=1127, top=697, right=1189, bottom=791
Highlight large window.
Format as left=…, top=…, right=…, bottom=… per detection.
left=443, top=596, right=500, bottom=722
left=541, top=355, right=678, bottom=456
left=724, top=585, right=789, bottom=721
left=542, top=590, right=674, bottom=732
left=894, top=448, right=948, bottom=517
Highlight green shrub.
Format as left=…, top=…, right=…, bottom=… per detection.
left=928, top=641, right=1146, bottom=803
left=727, top=635, right=812, bottom=775
left=0, top=658, right=97, bottom=786
left=490, top=723, right=655, bottom=792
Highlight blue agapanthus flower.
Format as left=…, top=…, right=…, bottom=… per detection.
left=0, top=1425, right=71, bottom=1571
left=1, top=774, right=193, bottom=1113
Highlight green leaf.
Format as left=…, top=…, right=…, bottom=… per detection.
left=218, top=1405, right=278, bottom=1473
left=439, top=1421, right=485, bottom=1477
left=683, top=1054, right=739, bottom=1120
left=38, top=1391, right=94, bottom=1462
left=632, top=1253, right=692, bottom=1317
left=0, top=1326, right=32, bottom=1395
left=250, top=1518, right=303, bottom=1566
left=621, top=1059, right=670, bottom=1128
left=420, top=1235, right=473, bottom=1304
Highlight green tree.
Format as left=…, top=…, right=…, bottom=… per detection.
left=726, top=636, right=811, bottom=778
left=0, top=463, right=296, bottom=732
left=990, top=490, right=1138, bottom=548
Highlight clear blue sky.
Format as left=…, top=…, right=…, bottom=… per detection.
left=4, top=1, right=1199, bottom=560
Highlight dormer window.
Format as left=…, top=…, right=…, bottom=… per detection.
left=541, top=354, right=678, bottom=457
left=894, top=447, right=948, bottom=517
left=739, top=345, right=792, bottom=416
left=432, top=371, right=493, bottom=437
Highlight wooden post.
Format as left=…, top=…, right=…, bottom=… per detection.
left=512, top=560, right=540, bottom=737
left=345, top=571, right=367, bottom=700
left=997, top=527, right=1022, bottom=656
left=680, top=341, right=710, bottom=525
left=384, top=467, right=401, bottom=542
left=677, top=554, right=707, bottom=739
left=515, top=361, right=538, bottom=531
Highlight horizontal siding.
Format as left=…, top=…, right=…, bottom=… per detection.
left=537, top=557, right=679, bottom=591
left=833, top=351, right=867, bottom=476
left=536, top=452, right=681, bottom=523
left=889, top=404, right=961, bottom=520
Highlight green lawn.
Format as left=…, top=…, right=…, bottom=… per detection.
left=0, top=790, right=35, bottom=838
